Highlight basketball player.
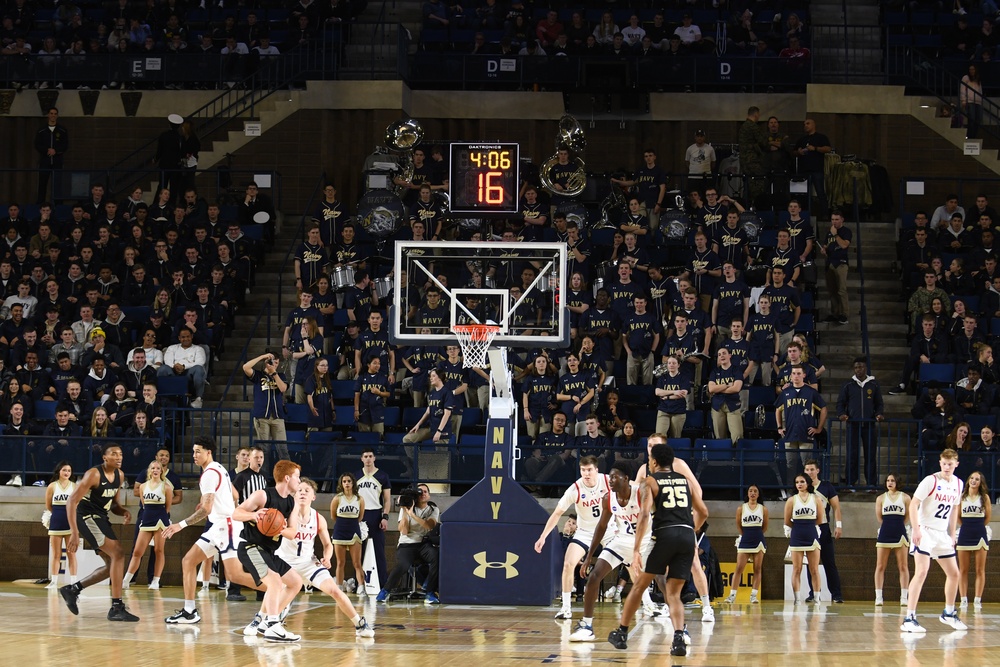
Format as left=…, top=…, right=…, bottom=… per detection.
left=534, top=455, right=612, bottom=620
left=901, top=448, right=968, bottom=633
left=356, top=448, right=392, bottom=594
left=231, top=460, right=304, bottom=642
left=163, top=436, right=245, bottom=625
left=60, top=442, right=138, bottom=622
left=636, top=433, right=716, bottom=622
left=608, top=443, right=708, bottom=656
left=570, top=461, right=650, bottom=641
left=228, top=444, right=268, bottom=601
left=276, top=478, right=374, bottom=638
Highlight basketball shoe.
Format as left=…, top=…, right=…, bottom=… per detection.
left=569, top=620, right=596, bottom=641
left=607, top=628, right=628, bottom=650
left=108, top=601, right=139, bottom=622
left=165, top=608, right=201, bottom=624
left=355, top=617, right=375, bottom=638
left=900, top=614, right=926, bottom=633
left=939, top=610, right=967, bottom=631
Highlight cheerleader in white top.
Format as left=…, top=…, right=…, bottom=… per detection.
left=957, top=471, right=992, bottom=610
left=124, top=460, right=173, bottom=590
left=874, top=473, right=910, bottom=607
left=783, top=474, right=821, bottom=603
left=276, top=478, right=374, bottom=638
left=43, top=461, right=77, bottom=589
left=329, top=472, right=366, bottom=591
left=724, top=484, right=769, bottom=604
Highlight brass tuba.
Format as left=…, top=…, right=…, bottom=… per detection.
left=540, top=115, right=587, bottom=198
left=385, top=118, right=424, bottom=198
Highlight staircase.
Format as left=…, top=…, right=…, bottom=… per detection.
left=338, top=1, right=414, bottom=80
left=810, top=0, right=883, bottom=84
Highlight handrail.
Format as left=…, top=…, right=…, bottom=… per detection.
left=277, top=172, right=327, bottom=323
left=887, top=45, right=1000, bottom=151
left=103, top=32, right=339, bottom=196
left=215, top=297, right=272, bottom=409
left=851, top=177, right=871, bottom=366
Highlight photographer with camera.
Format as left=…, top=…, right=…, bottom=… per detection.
left=243, top=351, right=289, bottom=463
left=375, top=482, right=441, bottom=605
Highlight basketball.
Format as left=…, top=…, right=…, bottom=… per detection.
left=256, top=508, right=285, bottom=537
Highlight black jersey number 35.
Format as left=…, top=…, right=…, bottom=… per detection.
left=660, top=486, right=689, bottom=509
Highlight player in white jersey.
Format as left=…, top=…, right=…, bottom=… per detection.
left=534, top=455, right=612, bottom=620
left=901, top=448, right=967, bottom=634
left=163, top=436, right=245, bottom=624
left=275, top=478, right=374, bottom=638
left=570, top=462, right=651, bottom=641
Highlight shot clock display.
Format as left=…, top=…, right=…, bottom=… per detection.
left=448, top=143, right=520, bottom=215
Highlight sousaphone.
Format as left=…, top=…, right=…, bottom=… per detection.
left=385, top=118, right=425, bottom=198
left=540, top=115, right=587, bottom=198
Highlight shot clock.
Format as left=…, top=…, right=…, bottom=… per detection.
left=448, top=143, right=520, bottom=215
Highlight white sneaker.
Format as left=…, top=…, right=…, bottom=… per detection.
left=875, top=594, right=883, bottom=606
left=723, top=592, right=736, bottom=604
left=122, top=580, right=130, bottom=590
left=901, top=592, right=909, bottom=606
left=568, top=620, right=596, bottom=642
left=345, top=578, right=356, bottom=593
left=682, top=624, right=692, bottom=645
left=354, top=616, right=374, bottom=638
left=45, top=580, right=59, bottom=590
left=643, top=600, right=662, bottom=617
left=148, top=581, right=160, bottom=590
left=358, top=587, right=368, bottom=599
left=974, top=600, right=983, bottom=611
left=959, top=598, right=968, bottom=610
left=554, top=607, right=572, bottom=620
left=900, top=615, right=926, bottom=633
left=244, top=613, right=263, bottom=636
left=939, top=610, right=967, bottom=631
left=750, top=592, right=759, bottom=604
left=190, top=398, right=204, bottom=409
left=701, top=604, right=715, bottom=623
left=6, top=475, right=22, bottom=486
left=605, top=585, right=621, bottom=602
left=263, top=621, right=300, bottom=642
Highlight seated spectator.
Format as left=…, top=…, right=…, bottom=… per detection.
left=536, top=10, right=562, bottom=49
left=575, top=413, right=612, bottom=471
left=595, top=388, right=628, bottom=438
left=523, top=411, right=575, bottom=490
left=56, top=378, right=93, bottom=424
left=83, top=356, right=116, bottom=405
left=41, top=408, right=83, bottom=471
left=17, top=350, right=55, bottom=401
left=123, top=347, right=157, bottom=398
left=106, top=381, right=137, bottom=429
left=779, top=36, right=811, bottom=71
left=939, top=214, right=973, bottom=255
left=81, top=327, right=125, bottom=372
left=0, top=374, right=34, bottom=419
left=902, top=227, right=936, bottom=291
left=907, top=269, right=950, bottom=330
left=944, top=16, right=977, bottom=58
left=157, top=328, right=207, bottom=408
left=891, top=315, right=950, bottom=395
left=956, top=364, right=996, bottom=415
left=930, top=194, right=965, bottom=230
left=953, top=315, right=985, bottom=365
left=944, top=421, right=972, bottom=452
left=592, top=11, right=619, bottom=47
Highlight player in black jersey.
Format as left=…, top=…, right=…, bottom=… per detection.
left=608, top=443, right=707, bottom=656
left=231, top=459, right=304, bottom=642
left=60, top=442, right=138, bottom=622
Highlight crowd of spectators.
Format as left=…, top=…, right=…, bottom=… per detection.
left=0, top=0, right=361, bottom=89
left=0, top=172, right=271, bottom=481
left=421, top=1, right=812, bottom=63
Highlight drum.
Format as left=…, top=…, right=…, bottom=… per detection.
left=594, top=261, right=617, bottom=281
left=332, top=265, right=356, bottom=290
left=373, top=276, right=392, bottom=299
left=356, top=188, right=406, bottom=239
left=592, top=276, right=605, bottom=299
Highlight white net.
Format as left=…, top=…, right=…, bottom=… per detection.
left=453, top=324, right=501, bottom=369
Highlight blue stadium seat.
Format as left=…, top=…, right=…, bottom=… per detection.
left=748, top=386, right=775, bottom=408
left=918, top=363, right=956, bottom=388
left=34, top=400, right=57, bottom=422
left=633, top=408, right=657, bottom=433
left=241, top=225, right=264, bottom=241
left=383, top=406, right=401, bottom=427
left=620, top=384, right=655, bottom=406
left=348, top=431, right=381, bottom=444
left=402, top=407, right=425, bottom=427
left=694, top=438, right=734, bottom=462
left=462, top=408, right=483, bottom=429
left=335, top=405, right=355, bottom=425
left=331, top=380, right=355, bottom=401
left=332, top=309, right=350, bottom=328
left=796, top=313, right=814, bottom=333
left=965, top=414, right=996, bottom=435
left=157, top=376, right=188, bottom=397
left=285, top=403, right=309, bottom=426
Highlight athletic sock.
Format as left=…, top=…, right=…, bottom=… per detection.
left=751, top=589, right=758, bottom=596
left=71, top=582, right=83, bottom=593
left=70, top=575, right=79, bottom=584
left=123, top=572, right=134, bottom=586
left=614, top=584, right=623, bottom=594
left=582, top=616, right=593, bottom=626
left=701, top=595, right=711, bottom=606
left=641, top=588, right=652, bottom=604
left=945, top=605, right=955, bottom=614
left=729, top=588, right=737, bottom=597
left=875, top=588, right=882, bottom=597
left=561, top=592, right=572, bottom=608
left=184, top=600, right=196, bottom=613
left=266, top=615, right=279, bottom=623
left=151, top=577, right=160, bottom=586
left=350, top=614, right=361, bottom=626
left=112, top=598, right=122, bottom=606
left=975, top=597, right=982, bottom=604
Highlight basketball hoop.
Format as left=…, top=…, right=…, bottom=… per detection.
left=453, top=323, right=501, bottom=368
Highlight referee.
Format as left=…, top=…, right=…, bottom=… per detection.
left=228, top=445, right=268, bottom=601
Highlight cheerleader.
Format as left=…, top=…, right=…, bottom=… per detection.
left=725, top=484, right=768, bottom=604
left=957, top=471, right=992, bottom=610
left=123, top=460, right=173, bottom=590
left=43, top=461, right=77, bottom=589
left=783, top=474, right=822, bottom=603
left=329, top=472, right=366, bottom=593
left=874, top=473, right=911, bottom=607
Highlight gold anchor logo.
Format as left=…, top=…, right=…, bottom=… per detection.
left=472, top=551, right=519, bottom=579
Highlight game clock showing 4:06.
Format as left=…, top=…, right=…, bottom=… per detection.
left=449, top=143, right=520, bottom=215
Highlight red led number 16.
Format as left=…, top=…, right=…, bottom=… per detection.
left=477, top=171, right=504, bottom=204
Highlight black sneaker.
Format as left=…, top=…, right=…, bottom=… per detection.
left=837, top=317, right=849, bottom=325
left=805, top=593, right=815, bottom=603
left=108, top=602, right=140, bottom=622
left=887, top=385, right=907, bottom=396
left=833, top=597, right=844, bottom=604
left=60, top=584, right=80, bottom=615
left=34, top=577, right=51, bottom=585
left=227, top=593, right=247, bottom=601
left=671, top=631, right=687, bottom=656
left=608, top=629, right=628, bottom=650
left=822, top=315, right=838, bottom=323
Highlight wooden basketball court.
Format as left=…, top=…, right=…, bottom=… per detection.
left=3, top=582, right=994, bottom=666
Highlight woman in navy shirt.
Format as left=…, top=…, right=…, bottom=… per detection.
left=354, top=352, right=390, bottom=435
left=555, top=352, right=596, bottom=436
left=305, top=357, right=334, bottom=433
left=521, top=354, right=557, bottom=439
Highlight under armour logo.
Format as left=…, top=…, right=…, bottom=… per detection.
left=472, top=551, right=519, bottom=579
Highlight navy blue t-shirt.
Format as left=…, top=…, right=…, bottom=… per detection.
left=709, top=364, right=742, bottom=411
left=775, top=384, right=826, bottom=442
